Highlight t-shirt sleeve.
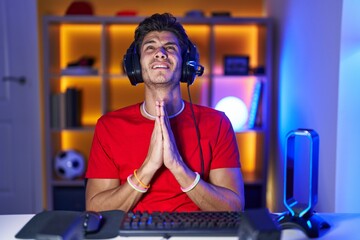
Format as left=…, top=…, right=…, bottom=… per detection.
left=85, top=117, right=119, bottom=178
left=211, top=112, right=241, bottom=169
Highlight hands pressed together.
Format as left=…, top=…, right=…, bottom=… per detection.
left=145, top=100, right=185, bottom=174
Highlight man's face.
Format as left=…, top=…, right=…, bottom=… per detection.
left=139, top=31, right=182, bottom=86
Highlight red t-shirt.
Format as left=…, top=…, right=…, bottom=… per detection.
left=85, top=101, right=240, bottom=212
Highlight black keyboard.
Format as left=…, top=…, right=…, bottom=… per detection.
left=118, top=211, right=243, bottom=237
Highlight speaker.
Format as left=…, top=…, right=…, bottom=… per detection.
left=123, top=40, right=204, bottom=86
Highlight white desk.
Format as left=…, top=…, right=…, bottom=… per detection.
left=1, top=213, right=360, bottom=240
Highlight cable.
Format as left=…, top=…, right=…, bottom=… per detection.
left=187, top=82, right=205, bottom=178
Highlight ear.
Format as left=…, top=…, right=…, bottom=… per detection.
left=123, top=42, right=143, bottom=86
left=181, top=40, right=204, bottom=85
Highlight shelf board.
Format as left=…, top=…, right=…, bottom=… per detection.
left=51, top=126, right=95, bottom=132
left=52, top=179, right=85, bottom=187
left=52, top=175, right=263, bottom=187
left=213, top=74, right=266, bottom=78
left=49, top=127, right=262, bottom=133
left=243, top=171, right=263, bottom=185
left=50, top=73, right=101, bottom=78
left=44, top=15, right=272, bottom=26
left=51, top=73, right=265, bottom=79
left=235, top=128, right=265, bottom=134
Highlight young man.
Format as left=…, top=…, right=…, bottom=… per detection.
left=85, top=13, right=245, bottom=212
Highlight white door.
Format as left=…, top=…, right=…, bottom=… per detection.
left=0, top=0, right=43, bottom=213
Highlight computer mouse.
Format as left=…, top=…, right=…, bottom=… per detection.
left=83, top=211, right=103, bottom=233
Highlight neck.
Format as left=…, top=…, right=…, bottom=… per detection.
left=142, top=100, right=185, bottom=119
left=142, top=85, right=183, bottom=117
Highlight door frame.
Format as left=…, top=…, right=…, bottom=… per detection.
left=0, top=0, right=43, bottom=213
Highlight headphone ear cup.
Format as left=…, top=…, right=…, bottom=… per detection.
left=123, top=42, right=143, bottom=86
left=181, top=41, right=198, bottom=85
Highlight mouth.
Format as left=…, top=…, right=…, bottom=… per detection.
left=151, top=63, right=170, bottom=69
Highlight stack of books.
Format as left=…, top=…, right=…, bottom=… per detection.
left=50, top=87, right=82, bottom=129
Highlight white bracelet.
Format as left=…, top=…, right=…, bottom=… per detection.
left=181, top=172, right=200, bottom=192
left=127, top=174, right=148, bottom=193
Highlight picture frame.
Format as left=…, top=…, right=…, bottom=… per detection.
left=224, top=55, right=250, bottom=75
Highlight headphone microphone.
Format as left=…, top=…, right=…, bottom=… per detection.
left=186, top=61, right=204, bottom=78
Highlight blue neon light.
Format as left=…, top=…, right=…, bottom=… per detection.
left=284, top=129, right=319, bottom=218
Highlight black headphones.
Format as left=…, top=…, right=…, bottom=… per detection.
left=123, top=40, right=204, bottom=86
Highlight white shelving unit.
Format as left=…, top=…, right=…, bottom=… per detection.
left=42, top=16, right=273, bottom=210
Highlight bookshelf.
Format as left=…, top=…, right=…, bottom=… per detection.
left=42, top=16, right=273, bottom=210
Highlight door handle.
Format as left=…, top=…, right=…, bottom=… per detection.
left=2, top=76, right=26, bottom=85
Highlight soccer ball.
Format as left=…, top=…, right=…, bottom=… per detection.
left=54, top=149, right=85, bottom=180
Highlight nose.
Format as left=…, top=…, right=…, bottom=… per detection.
left=154, top=47, right=167, bottom=59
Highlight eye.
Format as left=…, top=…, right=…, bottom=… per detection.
left=165, top=45, right=178, bottom=52
left=145, top=45, right=155, bottom=51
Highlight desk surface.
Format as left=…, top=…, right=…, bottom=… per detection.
left=1, top=213, right=360, bottom=240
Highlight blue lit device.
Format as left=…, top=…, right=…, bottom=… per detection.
left=277, top=129, right=330, bottom=238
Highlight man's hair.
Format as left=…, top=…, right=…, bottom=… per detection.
left=134, top=13, right=189, bottom=55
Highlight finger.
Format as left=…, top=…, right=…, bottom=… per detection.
left=150, top=116, right=162, bottom=148
left=160, top=104, right=177, bottom=148
left=154, top=103, right=163, bottom=138
left=155, top=101, right=161, bottom=118
left=160, top=101, right=172, bottom=128
left=159, top=100, right=166, bottom=118
left=146, top=114, right=164, bottom=169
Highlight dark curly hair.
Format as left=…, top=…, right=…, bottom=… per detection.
left=134, top=13, right=190, bottom=55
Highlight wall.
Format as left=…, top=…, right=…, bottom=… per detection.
left=36, top=0, right=360, bottom=213
left=266, top=0, right=360, bottom=213
left=336, top=0, right=360, bottom=213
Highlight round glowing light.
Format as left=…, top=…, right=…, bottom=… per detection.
left=215, top=96, right=248, bottom=132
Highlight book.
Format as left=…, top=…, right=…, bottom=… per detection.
left=50, top=92, right=67, bottom=129
left=247, top=80, right=263, bottom=129
left=50, top=93, right=60, bottom=128
left=65, top=88, right=81, bottom=128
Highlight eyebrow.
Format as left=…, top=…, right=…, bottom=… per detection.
left=142, top=40, right=179, bottom=47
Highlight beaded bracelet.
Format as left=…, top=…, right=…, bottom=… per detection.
left=181, top=172, right=200, bottom=193
left=127, top=174, right=148, bottom=193
left=134, top=169, right=150, bottom=189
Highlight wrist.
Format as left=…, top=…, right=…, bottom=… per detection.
left=181, top=172, right=201, bottom=192
left=127, top=174, right=148, bottom=193
left=169, top=163, right=199, bottom=189
left=141, top=157, right=161, bottom=174
left=167, top=157, right=187, bottom=175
